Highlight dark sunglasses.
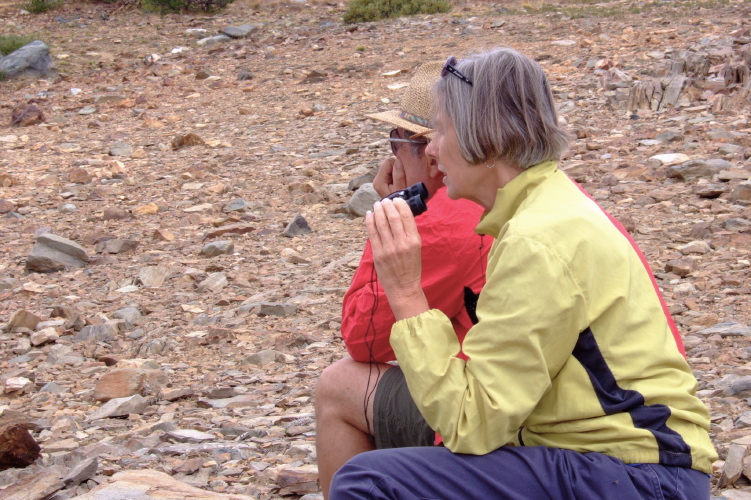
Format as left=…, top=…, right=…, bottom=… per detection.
left=441, top=55, right=473, bottom=86
left=389, top=128, right=429, bottom=156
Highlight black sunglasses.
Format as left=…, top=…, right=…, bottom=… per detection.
left=389, top=128, right=429, bottom=157
left=441, top=55, right=473, bottom=86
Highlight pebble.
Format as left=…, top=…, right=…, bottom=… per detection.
left=201, top=241, right=234, bottom=257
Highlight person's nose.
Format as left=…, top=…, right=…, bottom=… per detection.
left=425, top=140, right=437, bottom=159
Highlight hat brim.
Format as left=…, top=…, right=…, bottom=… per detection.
left=366, top=110, right=434, bottom=140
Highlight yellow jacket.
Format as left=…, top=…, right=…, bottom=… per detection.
left=391, top=161, right=717, bottom=473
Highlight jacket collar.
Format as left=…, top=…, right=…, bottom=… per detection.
left=475, top=161, right=559, bottom=237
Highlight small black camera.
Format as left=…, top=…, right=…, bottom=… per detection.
left=383, top=182, right=429, bottom=216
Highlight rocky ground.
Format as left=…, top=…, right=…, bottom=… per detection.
left=1, top=0, right=751, bottom=498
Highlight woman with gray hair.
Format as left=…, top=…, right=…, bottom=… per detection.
left=328, top=47, right=716, bottom=499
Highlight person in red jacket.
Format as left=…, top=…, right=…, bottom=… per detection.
left=315, top=62, right=491, bottom=499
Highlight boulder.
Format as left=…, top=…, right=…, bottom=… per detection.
left=0, top=40, right=57, bottom=80
left=26, top=234, right=88, bottom=273
left=346, top=183, right=380, bottom=217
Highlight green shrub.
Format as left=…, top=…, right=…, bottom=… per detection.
left=23, top=0, right=62, bottom=13
left=0, top=70, right=7, bottom=82
left=142, top=0, right=233, bottom=13
left=0, top=35, right=36, bottom=56
left=343, top=0, right=451, bottom=24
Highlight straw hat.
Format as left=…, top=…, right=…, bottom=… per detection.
left=366, top=61, right=442, bottom=139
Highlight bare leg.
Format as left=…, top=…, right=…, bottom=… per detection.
left=315, top=357, right=392, bottom=499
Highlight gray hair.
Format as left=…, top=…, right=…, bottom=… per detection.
left=433, top=47, right=570, bottom=169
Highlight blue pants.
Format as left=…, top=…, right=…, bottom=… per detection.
left=330, top=446, right=710, bottom=499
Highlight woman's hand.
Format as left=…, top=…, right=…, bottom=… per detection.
left=366, top=198, right=429, bottom=321
left=372, top=157, right=407, bottom=198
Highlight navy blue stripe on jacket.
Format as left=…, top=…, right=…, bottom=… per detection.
left=572, top=328, right=693, bottom=468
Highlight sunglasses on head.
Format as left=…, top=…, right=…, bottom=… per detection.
left=389, top=128, right=429, bottom=157
left=442, top=55, right=473, bottom=86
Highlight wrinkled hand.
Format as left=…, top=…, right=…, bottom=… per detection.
left=366, top=198, right=429, bottom=321
left=372, top=157, right=407, bottom=198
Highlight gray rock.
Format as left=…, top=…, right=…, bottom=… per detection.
left=223, top=198, right=248, bottom=213
left=346, top=182, right=380, bottom=217
left=241, top=349, right=286, bottom=366
left=113, top=307, right=142, bottom=328
left=723, top=218, right=751, bottom=232
left=197, top=272, right=227, bottom=293
left=109, top=141, right=133, bottom=157
left=60, top=203, right=77, bottom=213
left=95, top=238, right=139, bottom=254
left=730, top=181, right=751, bottom=203
left=707, top=129, right=734, bottom=141
left=87, top=394, right=148, bottom=420
left=197, top=394, right=258, bottom=409
left=37, top=233, right=89, bottom=262
left=94, top=95, right=126, bottom=104
left=40, top=382, right=69, bottom=394
left=25, top=254, right=66, bottom=273
left=668, top=159, right=731, bottom=181
left=729, top=376, right=751, bottom=398
left=201, top=240, right=234, bottom=257
left=348, top=172, right=376, bottom=191
left=45, top=344, right=77, bottom=364
left=162, top=429, right=216, bottom=443
left=75, top=321, right=122, bottom=343
left=79, top=106, right=97, bottom=115
left=197, top=35, right=231, bottom=48
left=27, top=233, right=89, bottom=273
left=0, top=278, right=16, bottom=290
left=206, top=387, right=237, bottom=399
left=690, top=222, right=712, bottom=239
left=185, top=28, right=208, bottom=38
left=12, top=337, right=31, bottom=355
left=283, top=213, right=312, bottom=238
left=138, top=265, right=171, bottom=287
left=696, top=322, right=751, bottom=337
left=63, top=457, right=98, bottom=487
left=719, top=169, right=751, bottom=181
left=240, top=302, right=298, bottom=317
left=222, top=24, right=258, bottom=38
left=679, top=240, right=712, bottom=255
left=655, top=131, right=684, bottom=143
left=719, top=144, right=744, bottom=156
left=735, top=412, right=751, bottom=429
left=138, top=337, right=170, bottom=356
left=695, top=183, right=728, bottom=198
left=0, top=40, right=57, bottom=80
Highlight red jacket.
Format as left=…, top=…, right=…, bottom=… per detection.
left=341, top=187, right=490, bottom=362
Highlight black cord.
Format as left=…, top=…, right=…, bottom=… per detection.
left=362, top=262, right=382, bottom=439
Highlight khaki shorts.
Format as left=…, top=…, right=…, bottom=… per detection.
left=373, top=366, right=435, bottom=449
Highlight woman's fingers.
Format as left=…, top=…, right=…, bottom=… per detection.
left=366, top=198, right=416, bottom=254
left=375, top=198, right=413, bottom=242
left=365, top=198, right=426, bottom=319
left=394, top=197, right=419, bottom=239
left=365, top=207, right=382, bottom=253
